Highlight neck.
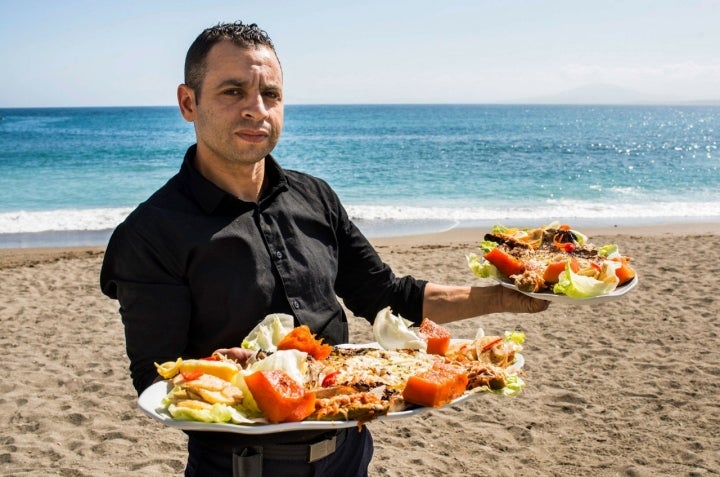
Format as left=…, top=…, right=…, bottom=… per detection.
left=194, top=154, right=266, bottom=203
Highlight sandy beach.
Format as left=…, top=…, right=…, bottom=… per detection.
left=1, top=223, right=719, bottom=476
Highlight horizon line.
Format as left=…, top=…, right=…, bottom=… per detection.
left=3, top=99, right=720, bottom=110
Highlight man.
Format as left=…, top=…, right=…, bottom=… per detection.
left=100, top=21, right=548, bottom=477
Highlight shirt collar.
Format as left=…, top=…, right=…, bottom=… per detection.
left=181, top=144, right=288, bottom=214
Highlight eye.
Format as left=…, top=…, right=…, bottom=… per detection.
left=263, top=90, right=282, bottom=101
left=224, top=89, right=244, bottom=97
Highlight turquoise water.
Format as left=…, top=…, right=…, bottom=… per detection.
left=0, top=104, right=718, bottom=246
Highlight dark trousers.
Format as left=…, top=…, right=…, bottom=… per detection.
left=184, top=427, right=373, bottom=477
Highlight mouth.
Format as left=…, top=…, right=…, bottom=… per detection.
left=236, top=129, right=269, bottom=144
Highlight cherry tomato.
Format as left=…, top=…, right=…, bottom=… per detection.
left=321, top=371, right=340, bottom=387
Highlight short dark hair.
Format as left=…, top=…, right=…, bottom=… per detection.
left=184, top=21, right=277, bottom=99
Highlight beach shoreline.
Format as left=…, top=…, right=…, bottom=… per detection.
left=2, top=222, right=719, bottom=476
left=3, top=214, right=720, bottom=251
left=371, top=221, right=720, bottom=246
left=2, top=221, right=719, bottom=268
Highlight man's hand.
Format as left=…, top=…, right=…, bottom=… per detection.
left=213, top=347, right=256, bottom=367
left=497, top=285, right=550, bottom=313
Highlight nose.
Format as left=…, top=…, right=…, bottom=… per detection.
left=242, top=93, right=269, bottom=121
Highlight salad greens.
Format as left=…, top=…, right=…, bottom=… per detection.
left=241, top=313, right=294, bottom=351
left=162, top=392, right=254, bottom=424
left=466, top=252, right=500, bottom=279
left=469, top=222, right=632, bottom=299
left=494, top=375, right=525, bottom=397
left=372, top=306, right=427, bottom=352
left=552, top=260, right=620, bottom=298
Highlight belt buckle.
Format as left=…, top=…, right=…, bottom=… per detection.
left=308, top=435, right=337, bottom=463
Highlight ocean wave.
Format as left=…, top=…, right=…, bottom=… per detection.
left=346, top=201, right=720, bottom=222
left=1, top=201, right=719, bottom=236
left=0, top=208, right=133, bottom=234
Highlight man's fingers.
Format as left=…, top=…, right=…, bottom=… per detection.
left=527, top=296, right=550, bottom=312
left=501, top=286, right=550, bottom=313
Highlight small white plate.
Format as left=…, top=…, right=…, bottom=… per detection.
left=496, top=275, right=638, bottom=305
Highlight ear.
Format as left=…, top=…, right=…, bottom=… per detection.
left=177, top=84, right=197, bottom=122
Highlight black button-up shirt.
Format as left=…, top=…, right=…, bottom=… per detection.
left=100, top=145, right=426, bottom=394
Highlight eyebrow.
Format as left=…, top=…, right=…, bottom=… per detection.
left=216, top=79, right=282, bottom=91
left=217, top=79, right=248, bottom=89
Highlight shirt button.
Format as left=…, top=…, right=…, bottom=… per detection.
left=292, top=300, right=301, bottom=310
left=275, top=250, right=283, bottom=259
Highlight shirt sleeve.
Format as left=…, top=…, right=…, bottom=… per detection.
left=332, top=202, right=427, bottom=325
left=100, top=219, right=192, bottom=395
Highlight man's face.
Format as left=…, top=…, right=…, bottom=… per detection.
left=179, top=41, right=284, bottom=167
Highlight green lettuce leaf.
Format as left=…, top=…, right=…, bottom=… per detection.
left=167, top=402, right=234, bottom=423
left=232, top=373, right=262, bottom=416
left=492, top=224, right=511, bottom=234
left=504, top=331, right=525, bottom=345
left=494, top=375, right=525, bottom=397
left=598, top=244, right=619, bottom=258
left=467, top=253, right=500, bottom=278
left=241, top=313, right=295, bottom=351
left=372, top=306, right=426, bottom=351
left=570, top=229, right=588, bottom=246
left=480, top=240, right=498, bottom=254
left=553, top=260, right=619, bottom=298
left=248, top=349, right=309, bottom=385
left=160, top=386, right=182, bottom=407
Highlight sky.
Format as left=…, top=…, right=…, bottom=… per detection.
left=1, top=0, right=719, bottom=107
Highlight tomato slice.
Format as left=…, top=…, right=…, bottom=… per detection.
left=244, top=370, right=316, bottom=423
left=180, top=369, right=204, bottom=381
left=542, top=257, right=580, bottom=283
left=321, top=371, right=339, bottom=387
left=612, top=256, right=636, bottom=285
left=483, top=247, right=525, bottom=277
left=418, top=318, right=452, bottom=355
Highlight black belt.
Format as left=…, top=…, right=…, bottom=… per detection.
left=259, top=428, right=348, bottom=462
left=191, top=427, right=350, bottom=463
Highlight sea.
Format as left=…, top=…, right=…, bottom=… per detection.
left=0, top=104, right=718, bottom=248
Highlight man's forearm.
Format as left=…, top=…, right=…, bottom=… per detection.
left=421, top=283, right=501, bottom=324
left=422, top=282, right=549, bottom=324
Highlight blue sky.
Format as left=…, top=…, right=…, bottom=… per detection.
left=1, top=0, right=719, bottom=107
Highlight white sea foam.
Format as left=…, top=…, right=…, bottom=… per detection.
left=0, top=208, right=133, bottom=234
left=346, top=201, right=720, bottom=223
left=0, top=201, right=718, bottom=242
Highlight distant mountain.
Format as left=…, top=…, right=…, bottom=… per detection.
left=510, top=83, right=720, bottom=105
